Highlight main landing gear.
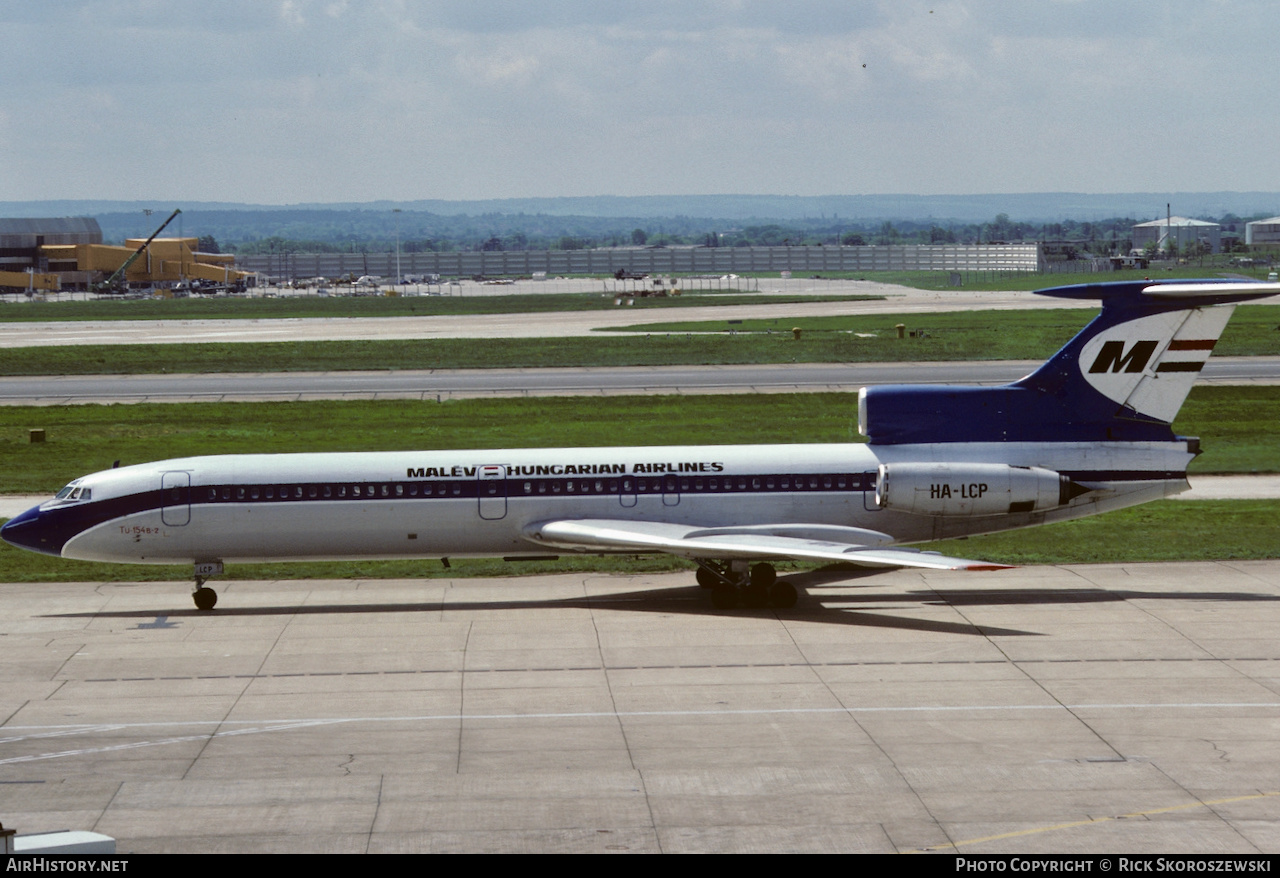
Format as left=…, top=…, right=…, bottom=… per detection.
left=695, top=560, right=797, bottom=610
left=191, top=560, right=224, bottom=611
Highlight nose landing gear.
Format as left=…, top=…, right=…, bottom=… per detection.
left=193, top=582, right=217, bottom=611
left=192, top=560, right=224, bottom=611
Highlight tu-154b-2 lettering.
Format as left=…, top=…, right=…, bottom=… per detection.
left=4, top=279, right=1275, bottom=611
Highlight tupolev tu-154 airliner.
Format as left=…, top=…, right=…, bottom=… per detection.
left=3, top=279, right=1275, bottom=611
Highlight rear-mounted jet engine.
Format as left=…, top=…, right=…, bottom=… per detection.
left=874, top=463, right=1089, bottom=516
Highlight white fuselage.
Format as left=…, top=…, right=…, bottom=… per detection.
left=45, top=440, right=1193, bottom=565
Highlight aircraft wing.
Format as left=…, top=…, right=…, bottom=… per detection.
left=523, top=519, right=1012, bottom=572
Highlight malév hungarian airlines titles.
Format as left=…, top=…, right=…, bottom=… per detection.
left=408, top=461, right=727, bottom=479
left=4, top=279, right=1276, bottom=612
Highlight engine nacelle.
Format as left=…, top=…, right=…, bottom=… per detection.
left=874, top=463, right=1082, bottom=517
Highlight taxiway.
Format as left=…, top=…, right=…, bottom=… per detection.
left=4, top=564, right=1280, bottom=853
left=0, top=357, right=1277, bottom=406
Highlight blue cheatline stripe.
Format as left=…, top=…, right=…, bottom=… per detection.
left=192, top=471, right=876, bottom=505
left=1061, top=470, right=1185, bottom=482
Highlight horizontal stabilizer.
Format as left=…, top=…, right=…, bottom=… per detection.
left=1033, top=279, right=1280, bottom=304
left=1143, top=282, right=1280, bottom=300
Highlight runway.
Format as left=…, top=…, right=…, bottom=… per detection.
left=4, top=563, right=1280, bottom=853
left=1, top=357, right=1278, bottom=405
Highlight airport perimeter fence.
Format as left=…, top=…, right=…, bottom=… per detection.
left=236, top=243, right=1046, bottom=282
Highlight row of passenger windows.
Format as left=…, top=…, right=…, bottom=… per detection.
left=203, top=483, right=454, bottom=501
left=520, top=473, right=867, bottom=495
left=193, top=473, right=871, bottom=503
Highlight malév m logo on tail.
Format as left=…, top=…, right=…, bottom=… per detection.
left=1087, top=340, right=1159, bottom=374
left=1076, top=307, right=1233, bottom=423
left=1087, top=338, right=1217, bottom=375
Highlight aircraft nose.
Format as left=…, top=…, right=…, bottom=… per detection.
left=1, top=504, right=62, bottom=557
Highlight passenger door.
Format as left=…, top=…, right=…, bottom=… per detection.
left=477, top=465, right=507, bottom=520
left=160, top=471, right=191, bottom=526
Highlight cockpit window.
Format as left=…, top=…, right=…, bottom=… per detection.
left=53, top=483, right=90, bottom=503
left=55, top=481, right=85, bottom=501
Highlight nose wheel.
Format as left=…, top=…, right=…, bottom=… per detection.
left=191, top=561, right=224, bottom=611
left=193, top=582, right=218, bottom=611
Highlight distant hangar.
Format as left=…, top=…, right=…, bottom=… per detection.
left=0, top=216, right=250, bottom=292
left=1245, top=217, right=1280, bottom=247
left=1131, top=216, right=1221, bottom=254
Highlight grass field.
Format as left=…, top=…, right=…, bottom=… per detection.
left=1, top=387, right=1276, bottom=495
left=2, top=304, right=1276, bottom=375
left=0, top=291, right=878, bottom=322
left=926, top=500, right=1279, bottom=566
left=608, top=304, right=1280, bottom=359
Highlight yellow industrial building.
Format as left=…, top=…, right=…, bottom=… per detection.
left=43, top=237, right=247, bottom=286
left=0, top=217, right=251, bottom=292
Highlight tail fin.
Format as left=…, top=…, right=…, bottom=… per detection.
left=859, top=279, right=1278, bottom=445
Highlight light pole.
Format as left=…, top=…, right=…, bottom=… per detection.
left=393, top=208, right=402, bottom=290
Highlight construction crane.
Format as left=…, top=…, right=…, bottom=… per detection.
left=97, top=208, right=182, bottom=293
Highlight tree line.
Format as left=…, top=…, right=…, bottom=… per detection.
left=104, top=208, right=1272, bottom=257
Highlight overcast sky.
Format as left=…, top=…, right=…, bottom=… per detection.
left=3, top=1, right=1276, bottom=204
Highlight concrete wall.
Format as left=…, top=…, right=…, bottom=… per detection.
left=237, top=243, right=1045, bottom=280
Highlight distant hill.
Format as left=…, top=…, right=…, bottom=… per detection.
left=4, top=192, right=1279, bottom=224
